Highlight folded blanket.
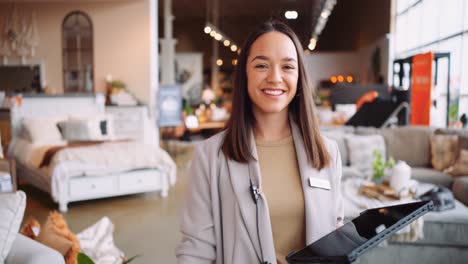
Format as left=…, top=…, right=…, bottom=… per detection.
left=40, top=141, right=108, bottom=168
left=77, top=217, right=124, bottom=264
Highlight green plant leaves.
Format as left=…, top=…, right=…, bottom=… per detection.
left=77, top=252, right=95, bottom=264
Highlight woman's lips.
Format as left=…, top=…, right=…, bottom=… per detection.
left=261, top=88, right=285, bottom=96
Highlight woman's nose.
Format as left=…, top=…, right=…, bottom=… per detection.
left=267, top=67, right=282, bottom=83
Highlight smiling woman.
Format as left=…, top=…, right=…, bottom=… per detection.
left=176, top=19, right=343, bottom=264
left=246, top=31, right=299, bottom=126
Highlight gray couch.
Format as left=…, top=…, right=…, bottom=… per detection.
left=6, top=234, right=65, bottom=264
left=321, top=125, right=468, bottom=264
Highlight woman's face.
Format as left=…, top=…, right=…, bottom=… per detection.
left=246, top=31, right=299, bottom=118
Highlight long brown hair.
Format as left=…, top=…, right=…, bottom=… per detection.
left=221, top=19, right=330, bottom=170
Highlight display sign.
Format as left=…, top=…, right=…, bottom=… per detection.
left=410, top=52, right=433, bottom=125
left=158, top=85, right=183, bottom=127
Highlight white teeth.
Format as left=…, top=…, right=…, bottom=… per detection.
left=263, top=89, right=283, bottom=95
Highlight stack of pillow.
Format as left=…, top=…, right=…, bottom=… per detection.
left=21, top=115, right=115, bottom=144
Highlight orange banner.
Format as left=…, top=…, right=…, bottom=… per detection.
left=410, top=52, right=433, bottom=125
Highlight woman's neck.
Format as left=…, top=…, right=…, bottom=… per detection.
left=253, top=111, right=291, bottom=142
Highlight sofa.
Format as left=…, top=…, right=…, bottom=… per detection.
left=1, top=190, right=65, bottom=264
left=321, top=125, right=468, bottom=264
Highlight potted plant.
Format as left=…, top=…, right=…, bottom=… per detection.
left=372, top=149, right=395, bottom=183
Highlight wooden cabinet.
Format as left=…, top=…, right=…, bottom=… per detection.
left=105, top=105, right=149, bottom=142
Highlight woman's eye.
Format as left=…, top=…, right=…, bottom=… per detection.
left=283, top=65, right=296, bottom=70
left=254, top=64, right=268, bottom=69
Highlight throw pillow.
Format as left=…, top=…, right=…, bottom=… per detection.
left=21, top=211, right=80, bottom=264
left=58, top=115, right=114, bottom=141
left=430, top=134, right=458, bottom=171
left=0, top=191, right=26, bottom=263
left=345, top=134, right=386, bottom=178
left=445, top=149, right=468, bottom=177
left=36, top=216, right=74, bottom=256
left=321, top=131, right=349, bottom=166
left=22, top=117, right=66, bottom=144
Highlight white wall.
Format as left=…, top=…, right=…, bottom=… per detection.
left=304, top=52, right=360, bottom=89
left=357, top=34, right=392, bottom=85
left=304, top=34, right=391, bottom=88
left=0, top=1, right=152, bottom=103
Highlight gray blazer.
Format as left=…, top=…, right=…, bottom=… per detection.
left=176, top=121, right=344, bottom=264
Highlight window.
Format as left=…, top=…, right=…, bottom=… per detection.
left=393, top=0, right=468, bottom=126
left=62, top=11, right=93, bottom=93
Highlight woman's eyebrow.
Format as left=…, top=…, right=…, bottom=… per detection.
left=250, top=55, right=297, bottom=62
left=283, top=57, right=297, bottom=62
left=251, top=55, right=269, bottom=62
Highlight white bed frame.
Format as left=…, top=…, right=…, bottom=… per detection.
left=10, top=94, right=169, bottom=212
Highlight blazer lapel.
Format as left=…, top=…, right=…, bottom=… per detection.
left=290, top=121, right=332, bottom=244
left=226, top=132, right=276, bottom=263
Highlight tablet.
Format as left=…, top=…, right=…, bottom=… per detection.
left=286, top=200, right=434, bottom=264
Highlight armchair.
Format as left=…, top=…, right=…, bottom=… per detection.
left=0, top=160, right=64, bottom=264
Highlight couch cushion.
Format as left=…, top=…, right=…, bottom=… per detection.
left=342, top=166, right=365, bottom=180
left=411, top=167, right=453, bottom=188
left=435, top=129, right=468, bottom=153
left=453, top=177, right=468, bottom=206
left=345, top=134, right=386, bottom=178
left=354, top=126, right=380, bottom=135
left=445, top=149, right=468, bottom=177
left=6, top=234, right=65, bottom=264
left=430, top=134, right=458, bottom=171
left=320, top=125, right=355, bottom=133
left=381, top=126, right=436, bottom=167
left=420, top=200, right=468, bottom=247
left=0, top=191, right=26, bottom=263
left=322, top=131, right=349, bottom=166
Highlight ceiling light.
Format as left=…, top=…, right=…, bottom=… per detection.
left=309, top=0, right=337, bottom=52
left=320, top=10, right=331, bottom=19
left=284, top=10, right=298, bottom=19
left=308, top=42, right=316, bottom=51
left=337, top=75, right=344, bottom=82
left=216, top=59, right=223, bottom=66
left=205, top=22, right=239, bottom=54
left=346, top=76, right=353, bottom=83
left=330, top=76, right=337, bottom=84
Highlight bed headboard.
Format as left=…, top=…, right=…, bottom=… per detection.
left=10, top=93, right=105, bottom=138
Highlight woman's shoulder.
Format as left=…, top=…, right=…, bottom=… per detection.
left=193, top=130, right=226, bottom=156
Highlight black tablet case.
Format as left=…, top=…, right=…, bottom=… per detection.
left=287, top=200, right=434, bottom=264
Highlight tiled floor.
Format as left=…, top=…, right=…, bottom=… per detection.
left=21, top=140, right=196, bottom=264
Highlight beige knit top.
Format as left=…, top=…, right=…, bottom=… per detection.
left=256, top=135, right=305, bottom=264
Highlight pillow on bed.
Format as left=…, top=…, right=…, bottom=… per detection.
left=22, top=117, right=66, bottom=144
left=58, top=115, right=114, bottom=141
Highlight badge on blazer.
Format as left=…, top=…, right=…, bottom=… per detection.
left=308, top=177, right=331, bottom=190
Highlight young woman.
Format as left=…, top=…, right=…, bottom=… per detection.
left=176, top=19, right=343, bottom=264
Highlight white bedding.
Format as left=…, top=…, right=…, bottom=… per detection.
left=9, top=139, right=176, bottom=202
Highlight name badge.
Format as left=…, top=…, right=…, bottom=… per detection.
left=308, top=177, right=331, bottom=190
